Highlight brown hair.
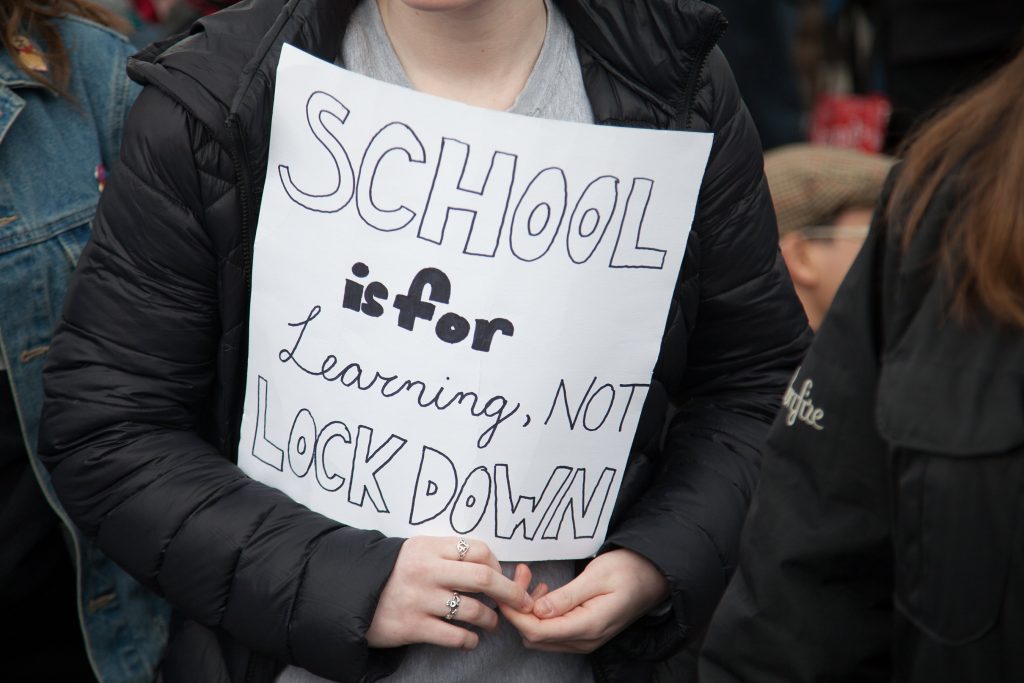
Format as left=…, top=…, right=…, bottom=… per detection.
left=888, top=48, right=1024, bottom=327
left=2, top=0, right=130, bottom=98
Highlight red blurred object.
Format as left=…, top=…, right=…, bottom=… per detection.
left=134, top=0, right=158, bottom=23
left=133, top=0, right=235, bottom=23
left=809, top=93, right=892, bottom=153
left=188, top=0, right=236, bottom=15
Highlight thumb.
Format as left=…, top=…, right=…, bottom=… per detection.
left=533, top=571, right=600, bottom=619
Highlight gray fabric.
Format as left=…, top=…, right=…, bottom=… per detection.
left=279, top=1, right=594, bottom=681
left=338, top=0, right=594, bottom=122
left=281, top=560, right=590, bottom=683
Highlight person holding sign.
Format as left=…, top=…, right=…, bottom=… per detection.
left=38, top=1, right=810, bottom=682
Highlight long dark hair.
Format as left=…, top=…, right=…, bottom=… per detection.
left=889, top=48, right=1024, bottom=327
left=1, top=0, right=129, bottom=98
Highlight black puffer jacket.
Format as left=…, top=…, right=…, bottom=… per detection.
left=39, top=1, right=810, bottom=681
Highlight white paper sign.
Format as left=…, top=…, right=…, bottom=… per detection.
left=237, top=44, right=713, bottom=560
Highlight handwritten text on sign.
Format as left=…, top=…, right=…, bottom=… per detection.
left=237, top=45, right=713, bottom=560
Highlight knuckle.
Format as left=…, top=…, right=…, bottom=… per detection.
left=473, top=565, right=493, bottom=587
left=482, top=609, right=499, bottom=631
left=520, top=626, right=541, bottom=644
left=460, top=599, right=482, bottom=621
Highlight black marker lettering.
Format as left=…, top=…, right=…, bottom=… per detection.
left=278, top=91, right=355, bottom=213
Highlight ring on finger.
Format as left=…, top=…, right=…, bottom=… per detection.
left=444, top=591, right=461, bottom=621
left=456, top=537, right=470, bottom=561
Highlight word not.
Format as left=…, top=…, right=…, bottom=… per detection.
left=279, top=305, right=520, bottom=447
left=782, top=369, right=824, bottom=430
left=250, top=376, right=618, bottom=541
left=278, top=91, right=668, bottom=269
left=544, top=376, right=650, bottom=433
left=342, top=262, right=514, bottom=352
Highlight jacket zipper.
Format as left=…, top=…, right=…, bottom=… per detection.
left=244, top=652, right=259, bottom=683
left=682, top=17, right=728, bottom=130
left=226, top=112, right=260, bottom=683
left=226, top=113, right=255, bottom=292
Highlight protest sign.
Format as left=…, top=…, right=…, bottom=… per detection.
left=237, top=44, right=714, bottom=560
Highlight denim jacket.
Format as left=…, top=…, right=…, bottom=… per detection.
left=0, top=16, right=169, bottom=682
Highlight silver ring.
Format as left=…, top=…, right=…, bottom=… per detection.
left=444, top=591, right=461, bottom=621
left=456, top=537, right=470, bottom=561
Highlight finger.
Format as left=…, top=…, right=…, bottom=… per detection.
left=512, top=563, right=532, bottom=589
left=435, top=592, right=499, bottom=633
left=415, top=618, right=481, bottom=650
left=533, top=572, right=602, bottom=618
left=498, top=597, right=540, bottom=632
left=509, top=603, right=609, bottom=645
left=440, top=536, right=502, bottom=572
left=500, top=599, right=592, bottom=646
left=446, top=562, right=534, bottom=612
left=512, top=564, right=548, bottom=601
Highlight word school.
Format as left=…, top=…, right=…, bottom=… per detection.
left=277, top=90, right=670, bottom=270
left=251, top=376, right=618, bottom=541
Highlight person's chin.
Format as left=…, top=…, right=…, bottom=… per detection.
left=393, top=0, right=489, bottom=13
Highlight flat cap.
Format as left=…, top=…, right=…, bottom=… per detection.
left=765, top=144, right=896, bottom=236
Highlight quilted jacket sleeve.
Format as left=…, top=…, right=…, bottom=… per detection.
left=38, top=87, right=404, bottom=682
left=600, top=48, right=811, bottom=660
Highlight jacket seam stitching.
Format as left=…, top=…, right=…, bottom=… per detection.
left=155, top=475, right=251, bottom=592
left=284, top=526, right=341, bottom=664
left=220, top=498, right=278, bottom=625
left=574, top=41, right=677, bottom=119
left=120, top=155, right=203, bottom=225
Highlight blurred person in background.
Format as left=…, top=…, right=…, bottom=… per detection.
left=767, top=144, right=894, bottom=330
left=700, top=47, right=1024, bottom=683
left=34, top=0, right=811, bottom=682
left=0, top=0, right=167, bottom=680
left=877, top=0, right=1024, bottom=148
left=708, top=0, right=805, bottom=149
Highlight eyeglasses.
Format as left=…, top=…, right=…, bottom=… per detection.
left=795, top=225, right=870, bottom=241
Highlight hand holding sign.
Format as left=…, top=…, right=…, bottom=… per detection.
left=367, top=535, right=534, bottom=650
left=499, top=550, right=669, bottom=653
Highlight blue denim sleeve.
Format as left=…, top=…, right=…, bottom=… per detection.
left=101, top=37, right=142, bottom=170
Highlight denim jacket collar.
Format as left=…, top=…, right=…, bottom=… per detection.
left=0, top=45, right=45, bottom=149
left=0, top=43, right=46, bottom=89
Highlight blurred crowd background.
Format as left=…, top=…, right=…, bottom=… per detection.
left=88, top=0, right=1024, bottom=329
left=95, top=0, right=1024, bottom=153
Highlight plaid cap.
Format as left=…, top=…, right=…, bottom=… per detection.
left=764, top=144, right=896, bottom=236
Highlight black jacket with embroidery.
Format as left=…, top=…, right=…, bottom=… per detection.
left=700, top=172, right=1024, bottom=682
left=38, top=1, right=810, bottom=681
